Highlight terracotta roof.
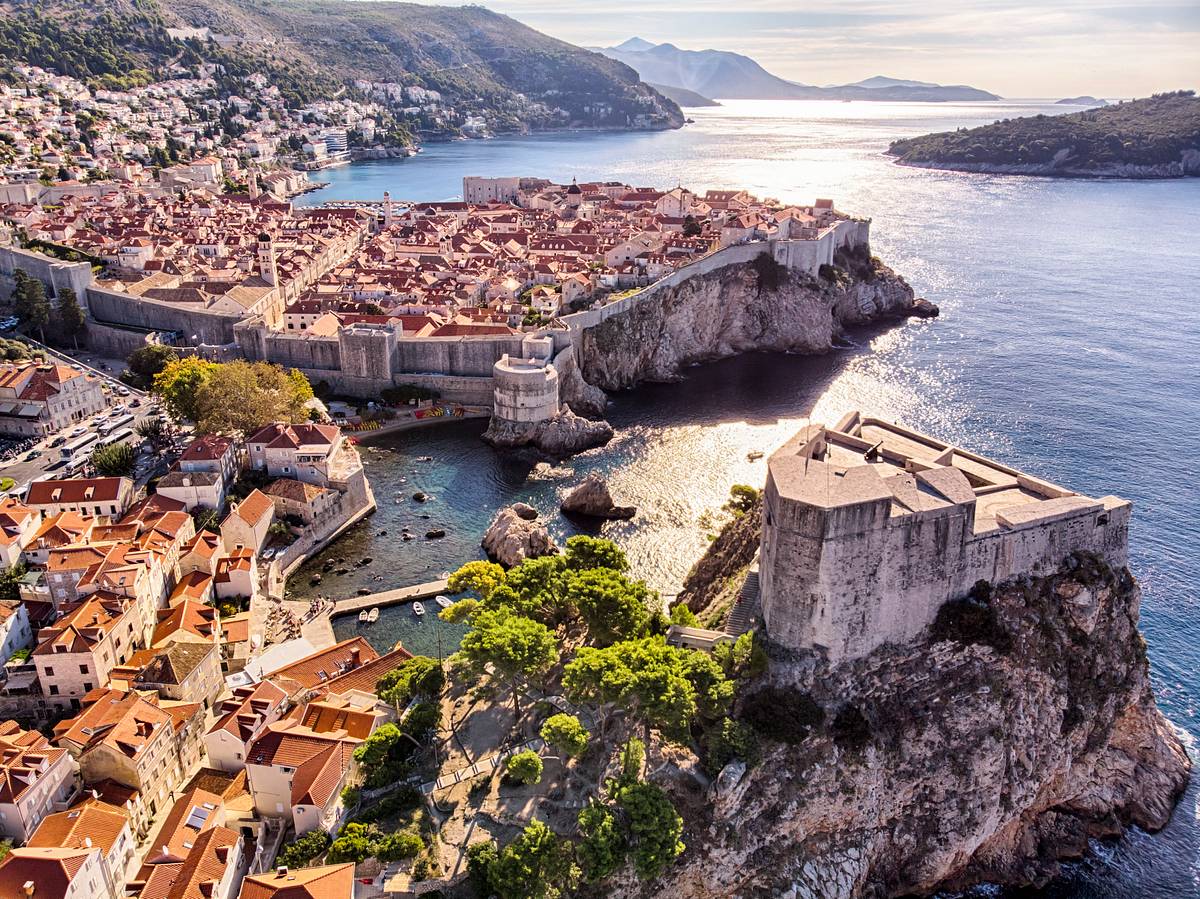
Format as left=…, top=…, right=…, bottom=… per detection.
left=179, top=434, right=237, bottom=463
left=267, top=637, right=379, bottom=698
left=163, top=826, right=239, bottom=899
left=0, top=723, right=69, bottom=807
left=263, top=478, right=328, bottom=504
left=246, top=422, right=338, bottom=450
left=0, top=847, right=93, bottom=897
left=27, top=800, right=129, bottom=854
left=26, top=477, right=130, bottom=507
left=139, top=786, right=225, bottom=871
left=153, top=598, right=217, bottom=646
left=317, top=646, right=413, bottom=699
left=296, top=696, right=378, bottom=740
left=207, top=681, right=286, bottom=743
left=230, top=489, right=273, bottom=527
left=53, top=688, right=174, bottom=762
left=240, top=863, right=355, bottom=899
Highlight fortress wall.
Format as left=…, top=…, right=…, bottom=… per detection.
left=0, top=246, right=92, bottom=299
left=86, top=286, right=241, bottom=344
left=85, top=320, right=153, bottom=358
left=761, top=481, right=1132, bottom=663
left=392, top=335, right=526, bottom=378
left=395, top=373, right=495, bottom=405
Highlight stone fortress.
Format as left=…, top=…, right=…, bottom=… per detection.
left=758, top=411, right=1131, bottom=663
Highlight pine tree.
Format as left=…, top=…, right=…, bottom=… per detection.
left=13, top=271, right=50, bottom=343
left=54, top=287, right=86, bottom=349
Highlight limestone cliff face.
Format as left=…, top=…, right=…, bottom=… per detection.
left=660, top=538, right=1190, bottom=898
left=577, top=250, right=925, bottom=391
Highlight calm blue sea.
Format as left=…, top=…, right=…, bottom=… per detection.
left=297, top=100, right=1200, bottom=896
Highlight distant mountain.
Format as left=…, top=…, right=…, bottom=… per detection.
left=599, top=38, right=1000, bottom=102
left=1057, top=96, right=1110, bottom=107
left=0, top=1, right=684, bottom=135
left=887, top=91, right=1200, bottom=178
left=647, top=82, right=719, bottom=107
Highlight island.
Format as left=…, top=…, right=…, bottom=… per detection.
left=648, top=82, right=721, bottom=107
left=1057, top=95, right=1109, bottom=106
left=887, top=90, right=1200, bottom=178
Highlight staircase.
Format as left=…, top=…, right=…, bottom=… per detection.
left=724, top=563, right=760, bottom=637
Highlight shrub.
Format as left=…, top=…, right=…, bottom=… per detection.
left=505, top=749, right=543, bottom=785
left=724, top=484, right=760, bottom=516
left=89, top=442, right=136, bottom=477
left=466, top=841, right=499, bottom=898
left=739, top=688, right=824, bottom=744
left=276, top=829, right=331, bottom=869
left=576, top=802, right=625, bottom=882
left=705, top=716, right=760, bottom=774
left=540, top=713, right=589, bottom=758
left=376, top=831, right=424, bottom=861
left=354, top=785, right=421, bottom=823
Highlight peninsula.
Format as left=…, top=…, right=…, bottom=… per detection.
left=888, top=90, right=1200, bottom=178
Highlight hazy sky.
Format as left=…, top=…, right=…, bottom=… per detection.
left=432, top=0, right=1200, bottom=98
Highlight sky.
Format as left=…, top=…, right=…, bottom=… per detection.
left=418, top=0, right=1200, bottom=98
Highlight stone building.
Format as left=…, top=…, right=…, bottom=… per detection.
left=759, top=412, right=1130, bottom=664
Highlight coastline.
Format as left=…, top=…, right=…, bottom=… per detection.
left=887, top=153, right=1200, bottom=179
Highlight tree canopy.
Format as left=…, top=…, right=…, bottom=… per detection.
left=486, top=820, right=579, bottom=899
left=152, top=358, right=312, bottom=431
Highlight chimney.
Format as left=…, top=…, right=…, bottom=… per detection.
left=22, top=882, right=34, bottom=897
left=349, top=648, right=360, bottom=667
left=275, top=866, right=288, bottom=878
left=84, top=837, right=92, bottom=848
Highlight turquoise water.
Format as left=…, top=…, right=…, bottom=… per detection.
left=298, top=100, right=1200, bottom=895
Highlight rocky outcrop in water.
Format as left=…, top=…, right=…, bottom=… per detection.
left=481, top=505, right=558, bottom=567
left=577, top=246, right=930, bottom=391
left=483, top=407, right=614, bottom=458
left=655, top=523, right=1191, bottom=898
left=560, top=472, right=636, bottom=519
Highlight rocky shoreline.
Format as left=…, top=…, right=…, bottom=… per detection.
left=891, top=152, right=1200, bottom=179
left=576, top=246, right=933, bottom=392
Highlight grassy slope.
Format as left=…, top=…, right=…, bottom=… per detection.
left=887, top=91, right=1200, bottom=171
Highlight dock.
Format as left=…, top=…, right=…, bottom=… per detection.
left=330, top=578, right=451, bottom=618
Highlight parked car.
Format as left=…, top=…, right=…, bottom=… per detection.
left=70, top=425, right=88, bottom=437
left=25, top=449, right=41, bottom=461
left=50, top=436, right=67, bottom=448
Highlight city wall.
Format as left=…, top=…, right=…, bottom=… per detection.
left=87, top=286, right=242, bottom=345
left=559, top=221, right=868, bottom=338
left=0, top=245, right=92, bottom=299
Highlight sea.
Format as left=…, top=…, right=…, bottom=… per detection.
left=294, top=99, right=1200, bottom=896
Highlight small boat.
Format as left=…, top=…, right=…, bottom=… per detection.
left=358, top=610, right=369, bottom=623
left=435, top=595, right=452, bottom=610
left=747, top=451, right=764, bottom=461
left=416, top=455, right=433, bottom=462
left=413, top=602, right=426, bottom=617
left=367, top=607, right=380, bottom=623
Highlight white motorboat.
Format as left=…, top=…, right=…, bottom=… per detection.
left=366, top=607, right=380, bottom=623
left=412, top=602, right=426, bottom=617
left=435, top=595, right=452, bottom=610
left=358, top=610, right=369, bottom=623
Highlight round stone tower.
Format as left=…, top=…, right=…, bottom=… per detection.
left=491, top=354, right=560, bottom=425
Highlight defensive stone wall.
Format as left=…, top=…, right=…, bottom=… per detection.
left=87, top=285, right=242, bottom=345
left=0, top=245, right=92, bottom=299
left=560, top=223, right=868, bottom=336
left=491, top=354, right=560, bottom=424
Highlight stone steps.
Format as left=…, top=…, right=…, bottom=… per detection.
left=725, top=568, right=760, bottom=637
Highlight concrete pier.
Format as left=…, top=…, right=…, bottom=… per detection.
left=330, top=578, right=451, bottom=618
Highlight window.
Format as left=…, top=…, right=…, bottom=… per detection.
left=79, top=664, right=89, bottom=674
left=44, top=667, right=54, bottom=677
left=48, top=684, right=58, bottom=695
left=83, top=682, right=93, bottom=692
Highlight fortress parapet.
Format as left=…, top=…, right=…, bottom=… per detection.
left=759, top=412, right=1130, bottom=663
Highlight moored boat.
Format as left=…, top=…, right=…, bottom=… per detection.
left=435, top=595, right=451, bottom=609
left=367, top=607, right=380, bottom=623
left=413, top=601, right=426, bottom=617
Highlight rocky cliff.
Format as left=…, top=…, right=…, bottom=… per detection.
left=659, top=524, right=1191, bottom=898
left=577, top=247, right=931, bottom=391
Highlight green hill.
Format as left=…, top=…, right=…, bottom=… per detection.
left=0, top=0, right=683, bottom=135
left=887, top=91, right=1200, bottom=178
